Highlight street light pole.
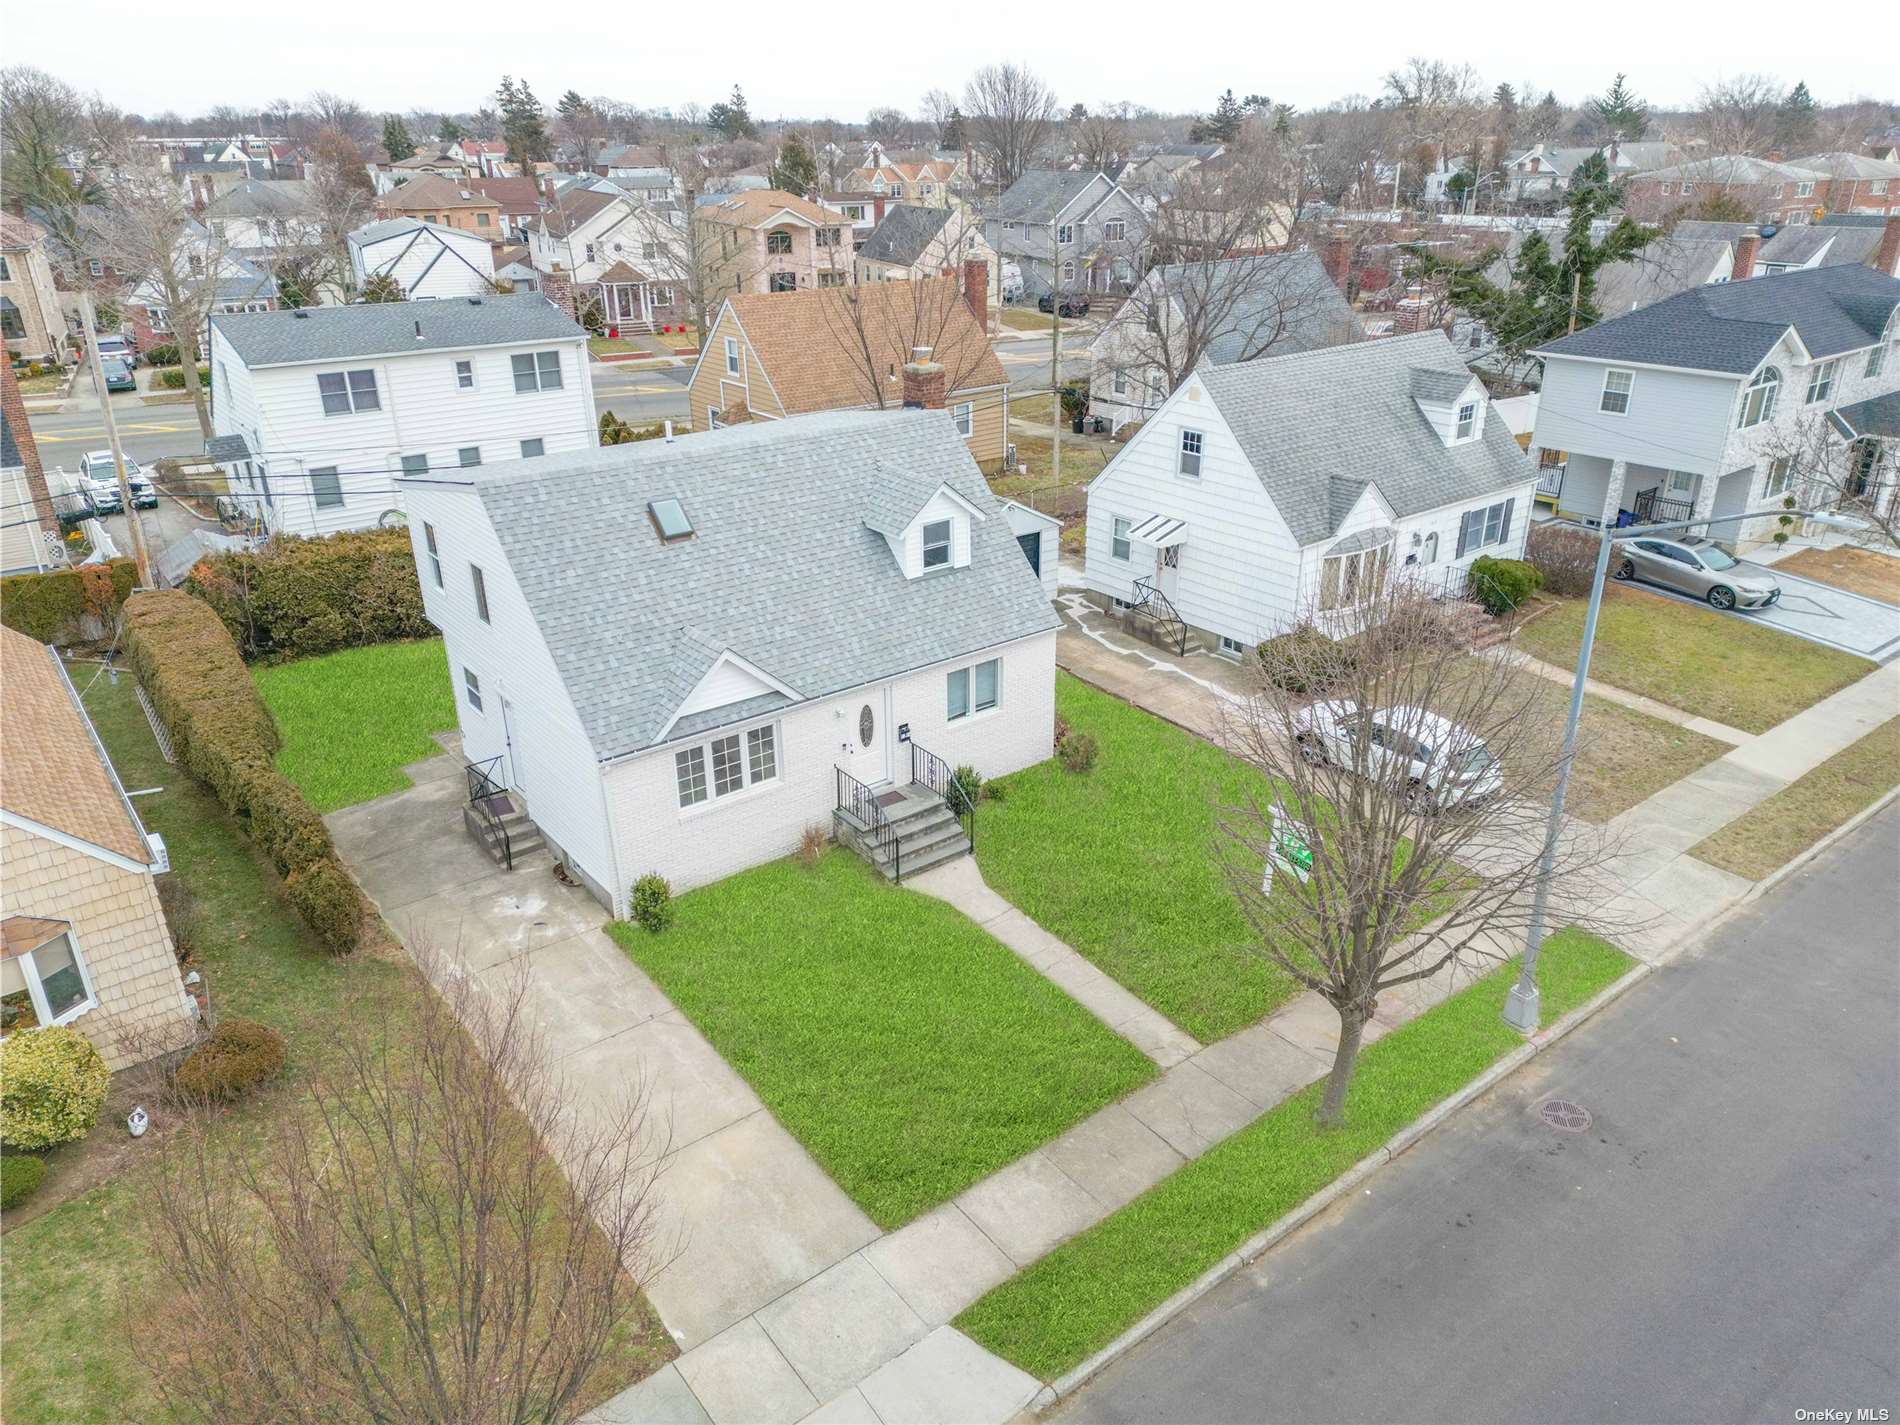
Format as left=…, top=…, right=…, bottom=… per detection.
left=1501, top=504, right=1832, bottom=1032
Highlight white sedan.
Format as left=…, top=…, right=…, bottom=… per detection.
left=1293, top=702, right=1503, bottom=812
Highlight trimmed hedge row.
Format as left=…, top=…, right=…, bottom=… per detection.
left=185, top=528, right=431, bottom=662
left=0, top=560, right=138, bottom=645
left=121, top=590, right=369, bottom=952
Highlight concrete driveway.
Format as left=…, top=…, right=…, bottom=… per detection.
left=1630, top=568, right=1900, bottom=662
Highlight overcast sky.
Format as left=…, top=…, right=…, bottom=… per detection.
left=10, top=0, right=1896, bottom=121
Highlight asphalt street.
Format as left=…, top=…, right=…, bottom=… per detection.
left=1058, top=802, right=1900, bottom=1425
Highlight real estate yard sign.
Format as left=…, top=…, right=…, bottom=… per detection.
left=1261, top=806, right=1314, bottom=896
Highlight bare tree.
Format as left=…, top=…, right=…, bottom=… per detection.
left=1695, top=74, right=1786, bottom=155
left=1303, top=97, right=1400, bottom=208
left=962, top=63, right=1060, bottom=194
left=132, top=951, right=668, bottom=1425
left=303, top=126, right=376, bottom=285
left=1214, top=580, right=1618, bottom=1124
left=1382, top=58, right=1487, bottom=172
left=919, top=88, right=959, bottom=144
left=819, top=240, right=994, bottom=412
left=1073, top=109, right=1127, bottom=174
left=1750, top=411, right=1900, bottom=550
left=305, top=90, right=373, bottom=145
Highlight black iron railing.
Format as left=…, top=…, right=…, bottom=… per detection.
left=464, top=756, right=512, bottom=869
left=835, top=765, right=900, bottom=880
left=1631, top=487, right=1694, bottom=526
left=1127, top=575, right=1189, bottom=655
left=911, top=739, right=974, bottom=855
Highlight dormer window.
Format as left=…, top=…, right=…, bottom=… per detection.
left=922, top=519, right=952, bottom=569
left=1455, top=401, right=1477, bottom=440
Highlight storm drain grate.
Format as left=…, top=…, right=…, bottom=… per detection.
left=1539, top=1099, right=1592, bottom=1133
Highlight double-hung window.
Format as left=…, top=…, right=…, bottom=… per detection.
left=952, top=402, right=973, bottom=437
left=766, top=229, right=793, bottom=255
left=725, top=336, right=740, bottom=375
left=471, top=564, right=490, bottom=622
left=310, top=467, right=344, bottom=507
left=1599, top=368, right=1633, bottom=415
left=922, top=519, right=952, bottom=569
left=1104, top=219, right=1125, bottom=241
left=1764, top=457, right=1793, bottom=497
left=1178, top=429, right=1203, bottom=477
left=1805, top=357, right=1838, bottom=405
left=1455, top=401, right=1477, bottom=439
left=1111, top=515, right=1131, bottom=561
left=463, top=667, right=483, bottom=710
left=512, top=351, right=563, bottom=392
left=1867, top=344, right=1888, bottom=379
left=674, top=724, right=778, bottom=809
left=1738, top=366, right=1780, bottom=427
left=1056, top=223, right=1074, bottom=244
left=423, top=522, right=444, bottom=587
left=454, top=359, right=475, bottom=390
left=946, top=658, right=1000, bottom=721
left=1456, top=497, right=1516, bottom=557
left=318, top=368, right=379, bottom=415
left=0, top=924, right=95, bottom=1033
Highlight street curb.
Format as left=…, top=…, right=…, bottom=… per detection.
left=1033, top=958, right=1656, bottom=1412
left=1691, top=784, right=1900, bottom=942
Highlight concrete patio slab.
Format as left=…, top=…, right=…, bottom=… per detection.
left=797, top=1387, right=882, bottom=1424
left=1121, top=1060, right=1259, bottom=1160
left=484, top=930, right=676, bottom=1059
left=956, top=1150, right=1101, bottom=1265
left=855, top=1327, right=1041, bottom=1425
left=645, top=1112, right=880, bottom=1351
left=1041, top=1102, right=1185, bottom=1213
left=674, top=1318, right=817, bottom=1425
left=582, top=1363, right=711, bottom=1425
left=861, top=1204, right=1017, bottom=1326
left=1192, top=1022, right=1329, bottom=1109
left=756, top=1255, right=928, bottom=1405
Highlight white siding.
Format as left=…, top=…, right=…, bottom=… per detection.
left=1533, top=356, right=1739, bottom=477
left=601, top=631, right=1056, bottom=907
left=894, top=489, right=975, bottom=576
left=350, top=227, right=495, bottom=300
left=1001, top=500, right=1060, bottom=600
left=1084, top=377, right=1303, bottom=642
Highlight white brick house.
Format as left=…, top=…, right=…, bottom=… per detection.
left=397, top=406, right=1058, bottom=910
left=207, top=294, right=593, bottom=538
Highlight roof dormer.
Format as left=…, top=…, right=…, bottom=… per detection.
left=1409, top=367, right=1488, bottom=447
left=863, top=474, right=987, bottom=579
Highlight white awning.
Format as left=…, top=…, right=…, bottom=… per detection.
left=1128, top=513, right=1188, bottom=549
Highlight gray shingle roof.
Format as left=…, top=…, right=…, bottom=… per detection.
left=1829, top=391, right=1900, bottom=441
left=1485, top=230, right=1732, bottom=314
left=1408, top=367, right=1472, bottom=403
left=204, top=433, right=251, bottom=462
left=210, top=292, right=583, bottom=367
left=1672, top=220, right=1883, bottom=271
left=988, top=170, right=1103, bottom=224
left=448, top=409, right=1057, bottom=758
left=1197, top=330, right=1536, bottom=547
left=1141, top=253, right=1362, bottom=364
left=1534, top=263, right=1900, bottom=373
left=857, top=204, right=953, bottom=267
left=202, top=178, right=310, bottom=219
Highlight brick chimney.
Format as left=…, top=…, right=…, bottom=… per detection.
left=541, top=173, right=558, bottom=205
left=1732, top=228, right=1761, bottom=281
left=0, top=362, right=61, bottom=552
left=1879, top=214, right=1900, bottom=279
left=901, top=345, right=946, bottom=410
left=962, top=256, right=990, bottom=332
left=1322, top=231, right=1353, bottom=296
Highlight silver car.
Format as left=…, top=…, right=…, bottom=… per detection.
left=1613, top=535, right=1781, bottom=611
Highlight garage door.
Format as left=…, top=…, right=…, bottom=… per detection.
left=1017, top=530, right=1041, bottom=575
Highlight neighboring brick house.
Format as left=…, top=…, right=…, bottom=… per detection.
left=984, top=170, right=1147, bottom=300
left=1674, top=214, right=1900, bottom=280
left=692, top=190, right=853, bottom=301
left=842, top=144, right=956, bottom=206
left=1788, top=152, right=1900, bottom=216
left=1, top=625, right=196, bottom=1070
left=687, top=261, right=1010, bottom=470
left=468, top=176, right=545, bottom=240
left=1, top=213, right=69, bottom=362
left=1623, top=156, right=1830, bottom=226
left=376, top=174, right=504, bottom=238
left=1, top=361, right=62, bottom=574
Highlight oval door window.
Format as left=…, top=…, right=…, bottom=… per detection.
left=859, top=705, right=875, bottom=748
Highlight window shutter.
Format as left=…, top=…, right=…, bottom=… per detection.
left=1498, top=498, right=1515, bottom=546
left=1455, top=512, right=1471, bottom=558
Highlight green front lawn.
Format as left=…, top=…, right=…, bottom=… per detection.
left=1000, top=308, right=1058, bottom=331
left=0, top=675, right=670, bottom=1424
left=954, top=929, right=1634, bottom=1382
left=607, top=851, right=1155, bottom=1229
left=1514, top=586, right=1874, bottom=735
left=253, top=638, right=456, bottom=812
left=976, top=674, right=1299, bottom=1044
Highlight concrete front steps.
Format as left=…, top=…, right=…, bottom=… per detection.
left=836, top=782, right=971, bottom=881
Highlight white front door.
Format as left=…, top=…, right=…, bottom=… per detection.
left=1157, top=544, right=1181, bottom=601
left=501, top=695, right=525, bottom=792
left=851, top=688, right=895, bottom=785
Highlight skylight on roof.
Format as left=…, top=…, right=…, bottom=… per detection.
left=649, top=498, right=693, bottom=541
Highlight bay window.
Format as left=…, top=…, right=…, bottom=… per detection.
left=1319, top=541, right=1391, bottom=612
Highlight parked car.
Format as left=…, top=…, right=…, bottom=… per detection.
left=1293, top=701, right=1503, bottom=812
left=93, top=334, right=136, bottom=368
left=99, top=355, right=136, bottom=392
left=1037, top=292, right=1090, bottom=317
left=82, top=478, right=123, bottom=515
left=1612, top=535, right=1781, bottom=611
left=79, top=450, right=157, bottom=508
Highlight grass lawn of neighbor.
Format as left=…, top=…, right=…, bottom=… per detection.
left=1772, top=546, right=1900, bottom=605
left=1514, top=586, right=1873, bottom=735
left=976, top=674, right=1303, bottom=1044
left=253, top=638, right=456, bottom=813
left=1692, top=716, right=1900, bottom=880
left=954, top=929, right=1634, bottom=1382
left=608, top=851, right=1156, bottom=1229
left=0, top=674, right=671, bottom=1425
left=1000, top=307, right=1058, bottom=332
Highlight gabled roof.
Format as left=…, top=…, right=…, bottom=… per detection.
left=380, top=173, right=500, bottom=211
left=1534, top=262, right=1900, bottom=373
left=1193, top=330, right=1536, bottom=547
left=1670, top=219, right=1889, bottom=272
left=202, top=178, right=310, bottom=219
left=1135, top=253, right=1362, bottom=363
left=0, top=626, right=151, bottom=865
left=211, top=291, right=582, bottom=367
left=694, top=189, right=839, bottom=228
left=718, top=277, right=1006, bottom=414
left=1829, top=391, right=1900, bottom=441
left=536, top=186, right=622, bottom=237
left=434, top=410, right=1055, bottom=758
left=0, top=212, right=47, bottom=249
left=1640, top=155, right=1824, bottom=185
left=1789, top=152, right=1900, bottom=181
left=347, top=216, right=486, bottom=249
left=988, top=170, right=1110, bottom=225
left=468, top=176, right=544, bottom=214
left=856, top=203, right=955, bottom=267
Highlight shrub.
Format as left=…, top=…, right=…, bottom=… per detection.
left=184, top=528, right=430, bottom=661
left=949, top=764, right=984, bottom=813
left=1058, top=731, right=1099, bottom=774
left=142, top=343, right=181, bottom=367
left=0, top=1154, right=47, bottom=1208
left=1523, top=521, right=1601, bottom=599
left=157, top=365, right=212, bottom=390
left=0, top=1027, right=110, bottom=1151
left=797, top=823, right=829, bottom=867
left=1256, top=625, right=1358, bottom=696
left=0, top=559, right=138, bottom=644
left=631, top=874, right=674, bottom=932
left=285, top=859, right=365, bottom=952
left=1053, top=713, right=1072, bottom=751
left=172, top=1019, right=286, bottom=1101
left=1467, top=555, right=1544, bottom=617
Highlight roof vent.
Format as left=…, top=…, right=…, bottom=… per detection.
left=467, top=296, right=482, bottom=305
left=414, top=319, right=423, bottom=341
left=648, top=498, right=693, bottom=542
left=291, top=309, right=310, bottom=319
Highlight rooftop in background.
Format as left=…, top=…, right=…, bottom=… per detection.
left=694, top=189, right=839, bottom=227
left=378, top=173, right=500, bottom=211
left=856, top=204, right=960, bottom=267
left=987, top=170, right=1113, bottom=225
left=210, top=291, right=583, bottom=367
left=1132, top=252, right=1362, bottom=363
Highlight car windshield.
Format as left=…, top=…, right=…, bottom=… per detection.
left=1455, top=742, right=1496, bottom=779
left=1693, top=544, right=1738, bottom=571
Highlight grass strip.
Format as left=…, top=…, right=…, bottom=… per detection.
left=954, top=928, right=1633, bottom=1382
left=253, top=638, right=456, bottom=812
left=1691, top=716, right=1900, bottom=880
left=608, top=852, right=1155, bottom=1229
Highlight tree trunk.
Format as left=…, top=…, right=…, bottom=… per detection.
left=179, top=332, right=212, bottom=439
left=1316, top=1003, right=1371, bottom=1127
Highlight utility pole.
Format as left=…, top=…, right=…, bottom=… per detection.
left=77, top=286, right=155, bottom=587
left=1567, top=269, right=1583, bottom=335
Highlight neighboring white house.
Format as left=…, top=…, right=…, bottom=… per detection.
left=396, top=406, right=1058, bottom=910
left=984, top=170, right=1149, bottom=300
left=1531, top=263, right=1900, bottom=549
left=347, top=218, right=496, bottom=300
left=527, top=185, right=689, bottom=330
left=1084, top=330, right=1539, bottom=651
left=206, top=293, right=594, bottom=539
